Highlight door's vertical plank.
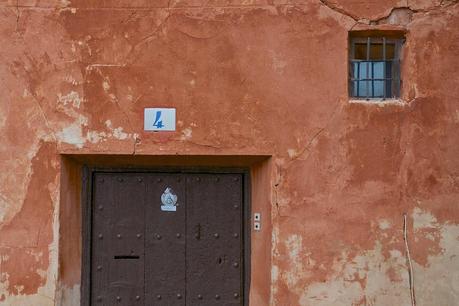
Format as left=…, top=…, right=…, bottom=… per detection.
left=144, top=174, right=186, bottom=306
left=108, top=174, right=145, bottom=305
left=81, top=166, right=91, bottom=306
left=91, top=173, right=146, bottom=306
left=186, top=173, right=243, bottom=306
left=91, top=173, right=115, bottom=306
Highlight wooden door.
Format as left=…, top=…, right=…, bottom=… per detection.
left=89, top=172, right=245, bottom=306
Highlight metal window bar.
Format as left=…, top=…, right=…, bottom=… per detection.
left=383, top=37, right=386, bottom=99
left=395, top=40, right=402, bottom=97
left=357, top=62, right=360, bottom=96
left=350, top=78, right=398, bottom=81
left=351, top=59, right=395, bottom=62
left=371, top=61, right=375, bottom=98
left=366, top=37, right=370, bottom=100
left=350, top=40, right=356, bottom=97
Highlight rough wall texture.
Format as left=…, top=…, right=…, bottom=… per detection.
left=0, top=0, right=458, bottom=305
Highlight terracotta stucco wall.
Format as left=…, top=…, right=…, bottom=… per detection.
left=0, top=0, right=458, bottom=305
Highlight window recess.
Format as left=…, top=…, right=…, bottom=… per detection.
left=349, top=36, right=404, bottom=100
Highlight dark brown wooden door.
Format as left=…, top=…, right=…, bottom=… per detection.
left=90, top=172, right=244, bottom=306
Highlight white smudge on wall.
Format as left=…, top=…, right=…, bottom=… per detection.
left=180, top=128, right=192, bottom=140
left=56, top=284, right=80, bottom=306
left=300, top=242, right=411, bottom=306
left=0, top=194, right=7, bottom=224
left=57, top=91, right=82, bottom=109
left=412, top=207, right=438, bottom=230
left=294, top=208, right=458, bottom=305
left=412, top=208, right=459, bottom=305
left=56, top=122, right=86, bottom=149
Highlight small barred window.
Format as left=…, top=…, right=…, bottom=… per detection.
left=349, top=34, right=404, bottom=100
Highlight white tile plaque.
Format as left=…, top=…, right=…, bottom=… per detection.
left=144, top=108, right=176, bottom=131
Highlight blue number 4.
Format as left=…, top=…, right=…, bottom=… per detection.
left=153, top=111, right=164, bottom=128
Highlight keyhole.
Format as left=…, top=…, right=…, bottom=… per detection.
left=195, top=224, right=201, bottom=240
left=217, top=257, right=223, bottom=265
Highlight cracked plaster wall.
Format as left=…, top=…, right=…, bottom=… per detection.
left=0, top=0, right=458, bottom=305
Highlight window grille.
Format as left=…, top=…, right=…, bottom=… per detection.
left=349, top=36, right=403, bottom=100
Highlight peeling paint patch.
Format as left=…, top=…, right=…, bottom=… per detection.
left=0, top=143, right=58, bottom=305
left=0, top=194, right=7, bottom=224
left=285, top=208, right=459, bottom=306
left=414, top=221, right=459, bottom=305
left=56, top=284, right=80, bottom=306
left=287, top=149, right=297, bottom=159
left=81, top=119, right=139, bottom=146
left=379, top=219, right=392, bottom=230
left=86, top=131, right=107, bottom=144
left=302, top=279, right=363, bottom=306
left=180, top=128, right=192, bottom=140
left=270, top=51, right=287, bottom=73
left=270, top=225, right=280, bottom=304
left=102, top=81, right=110, bottom=92
left=282, top=235, right=313, bottom=288
left=57, top=116, right=139, bottom=148
left=22, top=89, right=30, bottom=98
left=57, top=91, right=82, bottom=109
left=112, top=127, right=128, bottom=140
left=300, top=242, right=410, bottom=306
left=56, top=123, right=85, bottom=148
left=63, top=75, right=80, bottom=86
left=412, top=207, right=438, bottom=230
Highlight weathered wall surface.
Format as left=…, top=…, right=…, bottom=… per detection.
left=0, top=0, right=458, bottom=305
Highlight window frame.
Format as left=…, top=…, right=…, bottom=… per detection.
left=348, top=35, right=404, bottom=101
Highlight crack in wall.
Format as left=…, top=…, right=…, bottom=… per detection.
left=125, top=12, right=171, bottom=65
left=320, top=0, right=458, bottom=27
left=132, top=136, right=140, bottom=155
left=14, top=0, right=19, bottom=32
left=289, top=100, right=341, bottom=163
left=318, top=0, right=359, bottom=22
left=29, top=94, right=58, bottom=145
left=370, top=7, right=414, bottom=25
left=0, top=0, right=457, bottom=14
